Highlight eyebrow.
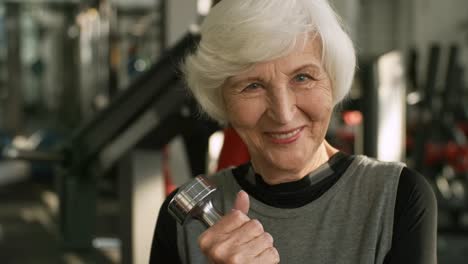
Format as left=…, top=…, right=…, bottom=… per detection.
left=290, top=63, right=321, bottom=75
left=225, top=76, right=261, bottom=88
left=226, top=63, right=322, bottom=86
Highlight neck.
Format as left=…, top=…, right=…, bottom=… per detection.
left=252, top=141, right=338, bottom=185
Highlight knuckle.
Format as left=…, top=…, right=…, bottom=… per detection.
left=210, top=244, right=225, bottom=261
left=230, top=210, right=249, bottom=223
left=231, top=209, right=243, bottom=218
left=227, top=253, right=242, bottom=264
left=262, top=232, right=274, bottom=245
left=270, top=247, right=280, bottom=262
left=248, top=219, right=264, bottom=233
left=210, top=243, right=222, bottom=254
left=198, top=233, right=208, bottom=252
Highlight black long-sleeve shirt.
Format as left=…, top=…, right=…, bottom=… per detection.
left=150, top=153, right=437, bottom=263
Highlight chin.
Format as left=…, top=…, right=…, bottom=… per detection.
left=268, top=152, right=310, bottom=172
left=267, top=140, right=325, bottom=172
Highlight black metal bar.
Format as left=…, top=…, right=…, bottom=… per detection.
left=2, top=147, right=63, bottom=162
left=59, top=32, right=199, bottom=252
left=69, top=32, right=199, bottom=168
left=359, top=58, right=379, bottom=158
left=407, top=48, right=418, bottom=91
left=423, top=44, right=441, bottom=110
left=442, top=45, right=459, bottom=114
left=95, top=80, right=190, bottom=172
left=4, top=2, right=23, bottom=135
left=160, top=0, right=167, bottom=50
left=413, top=44, right=441, bottom=172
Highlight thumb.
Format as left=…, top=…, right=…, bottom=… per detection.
left=233, top=190, right=250, bottom=215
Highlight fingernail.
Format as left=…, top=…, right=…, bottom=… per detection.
left=238, top=190, right=246, bottom=196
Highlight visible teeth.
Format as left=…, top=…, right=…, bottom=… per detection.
left=270, top=128, right=301, bottom=139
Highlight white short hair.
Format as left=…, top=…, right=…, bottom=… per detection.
left=183, top=0, right=356, bottom=123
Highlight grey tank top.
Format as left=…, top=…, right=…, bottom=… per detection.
left=176, top=155, right=404, bottom=264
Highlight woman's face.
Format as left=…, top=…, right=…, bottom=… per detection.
left=222, top=38, right=334, bottom=181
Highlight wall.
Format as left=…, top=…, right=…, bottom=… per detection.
left=330, top=0, right=360, bottom=43
left=405, top=0, right=468, bottom=84
left=333, top=0, right=468, bottom=87
left=166, top=0, right=198, bottom=47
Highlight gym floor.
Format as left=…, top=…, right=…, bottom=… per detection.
left=0, top=180, right=119, bottom=264
left=1, top=180, right=468, bottom=263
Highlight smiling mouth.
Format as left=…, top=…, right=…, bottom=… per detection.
left=266, top=127, right=303, bottom=143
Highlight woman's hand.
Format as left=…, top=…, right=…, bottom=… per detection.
left=198, top=191, right=280, bottom=264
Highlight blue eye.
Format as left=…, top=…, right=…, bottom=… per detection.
left=293, top=74, right=312, bottom=82
left=243, top=82, right=262, bottom=91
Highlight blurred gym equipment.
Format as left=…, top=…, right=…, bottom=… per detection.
left=409, top=44, right=468, bottom=231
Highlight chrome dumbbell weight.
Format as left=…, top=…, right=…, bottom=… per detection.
left=168, top=175, right=222, bottom=227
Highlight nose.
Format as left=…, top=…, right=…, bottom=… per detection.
left=267, top=85, right=296, bottom=124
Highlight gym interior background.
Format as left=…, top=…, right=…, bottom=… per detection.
left=0, top=0, right=467, bottom=263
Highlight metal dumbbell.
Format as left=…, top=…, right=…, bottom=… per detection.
left=168, top=175, right=222, bottom=227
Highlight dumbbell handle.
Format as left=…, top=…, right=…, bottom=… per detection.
left=199, top=200, right=222, bottom=227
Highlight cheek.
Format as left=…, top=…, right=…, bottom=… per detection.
left=296, top=90, right=333, bottom=120
left=224, top=97, right=265, bottom=129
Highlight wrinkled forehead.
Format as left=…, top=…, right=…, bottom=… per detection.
left=229, top=36, right=324, bottom=80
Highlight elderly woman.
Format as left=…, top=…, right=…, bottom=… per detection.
left=150, top=0, right=437, bottom=263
